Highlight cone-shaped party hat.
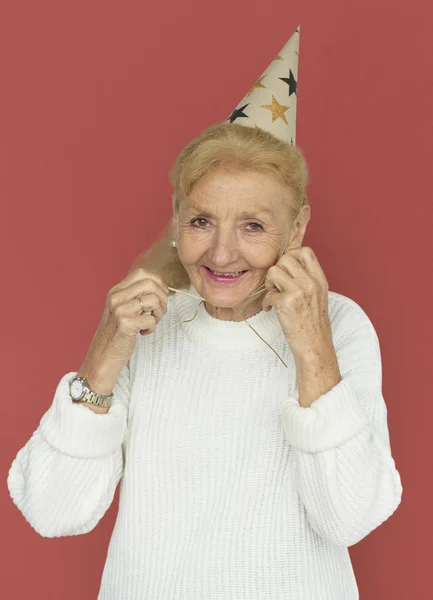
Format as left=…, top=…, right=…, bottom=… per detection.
left=227, top=26, right=300, bottom=145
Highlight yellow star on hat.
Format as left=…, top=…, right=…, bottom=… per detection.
left=227, top=26, right=300, bottom=145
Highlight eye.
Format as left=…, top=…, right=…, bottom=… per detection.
left=247, top=222, right=263, bottom=231
left=190, top=218, right=208, bottom=228
left=190, top=218, right=263, bottom=232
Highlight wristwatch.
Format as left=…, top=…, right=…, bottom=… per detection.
left=69, top=375, right=113, bottom=409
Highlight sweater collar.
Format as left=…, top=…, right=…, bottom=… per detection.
left=171, top=282, right=283, bottom=352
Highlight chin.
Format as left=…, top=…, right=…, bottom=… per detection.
left=199, top=282, right=256, bottom=305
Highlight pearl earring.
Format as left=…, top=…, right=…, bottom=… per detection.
left=171, top=240, right=176, bottom=247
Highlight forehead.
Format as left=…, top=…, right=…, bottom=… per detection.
left=183, top=169, right=290, bottom=214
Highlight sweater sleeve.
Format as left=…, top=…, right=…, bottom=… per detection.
left=280, top=304, right=403, bottom=548
left=7, top=364, right=130, bottom=538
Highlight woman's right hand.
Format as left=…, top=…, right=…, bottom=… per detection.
left=78, top=268, right=170, bottom=392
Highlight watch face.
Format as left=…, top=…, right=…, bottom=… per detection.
left=70, top=379, right=84, bottom=400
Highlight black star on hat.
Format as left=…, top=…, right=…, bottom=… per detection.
left=227, top=104, right=250, bottom=123
left=279, top=70, right=297, bottom=96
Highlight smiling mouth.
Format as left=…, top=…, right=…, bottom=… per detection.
left=205, top=266, right=249, bottom=275
left=203, top=266, right=250, bottom=281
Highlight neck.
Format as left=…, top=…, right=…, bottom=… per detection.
left=204, top=299, right=264, bottom=322
left=171, top=282, right=283, bottom=352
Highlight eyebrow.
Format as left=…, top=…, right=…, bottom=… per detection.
left=187, top=205, right=274, bottom=219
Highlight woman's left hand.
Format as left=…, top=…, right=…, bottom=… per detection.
left=262, top=247, right=333, bottom=357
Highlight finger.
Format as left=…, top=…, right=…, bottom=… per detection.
left=265, top=264, right=298, bottom=293
left=115, top=273, right=169, bottom=305
left=111, top=267, right=169, bottom=295
left=110, top=279, right=168, bottom=317
left=277, top=254, right=310, bottom=280
left=262, top=275, right=299, bottom=309
left=136, top=292, right=165, bottom=319
left=128, top=278, right=169, bottom=312
left=284, top=247, right=328, bottom=284
left=127, top=294, right=165, bottom=322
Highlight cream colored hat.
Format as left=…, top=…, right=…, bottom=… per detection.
left=227, top=26, right=300, bottom=145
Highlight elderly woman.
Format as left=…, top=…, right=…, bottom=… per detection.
left=7, top=121, right=402, bottom=599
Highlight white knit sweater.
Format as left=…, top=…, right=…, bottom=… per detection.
left=7, top=282, right=403, bottom=599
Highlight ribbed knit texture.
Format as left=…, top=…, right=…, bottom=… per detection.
left=7, top=283, right=403, bottom=599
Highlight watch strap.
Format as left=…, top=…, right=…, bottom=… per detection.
left=72, top=376, right=114, bottom=409
left=81, top=388, right=113, bottom=409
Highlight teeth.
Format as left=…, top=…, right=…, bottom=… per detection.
left=211, top=270, right=243, bottom=277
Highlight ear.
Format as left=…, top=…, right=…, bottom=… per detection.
left=279, top=205, right=311, bottom=255
left=170, top=215, right=178, bottom=238
left=291, top=205, right=311, bottom=248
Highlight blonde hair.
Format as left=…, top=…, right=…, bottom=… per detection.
left=130, top=120, right=310, bottom=293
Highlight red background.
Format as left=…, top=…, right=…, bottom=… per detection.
left=1, top=1, right=430, bottom=598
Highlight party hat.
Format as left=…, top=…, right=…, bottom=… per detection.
left=227, top=26, right=300, bottom=145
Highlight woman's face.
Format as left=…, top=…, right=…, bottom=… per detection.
left=172, top=168, right=309, bottom=321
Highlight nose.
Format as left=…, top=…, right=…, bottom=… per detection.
left=207, top=228, right=240, bottom=264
